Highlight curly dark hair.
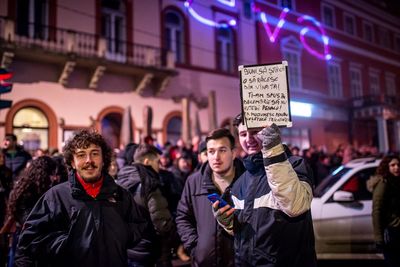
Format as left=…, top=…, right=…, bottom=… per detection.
left=63, top=129, right=112, bottom=174
left=6, top=156, right=57, bottom=223
left=376, top=154, right=400, bottom=179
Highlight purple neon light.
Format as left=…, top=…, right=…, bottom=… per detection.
left=217, top=0, right=235, bottom=7
left=259, top=8, right=289, bottom=43
left=298, top=15, right=331, bottom=60
left=184, top=0, right=237, bottom=28
left=185, top=1, right=333, bottom=60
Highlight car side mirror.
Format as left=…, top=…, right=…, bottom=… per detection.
left=333, top=190, right=354, bottom=202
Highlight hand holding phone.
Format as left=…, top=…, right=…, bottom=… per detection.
left=207, top=193, right=228, bottom=208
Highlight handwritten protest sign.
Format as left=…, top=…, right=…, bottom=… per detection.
left=239, top=61, right=292, bottom=129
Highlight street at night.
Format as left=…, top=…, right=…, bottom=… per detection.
left=0, top=0, right=399, bottom=266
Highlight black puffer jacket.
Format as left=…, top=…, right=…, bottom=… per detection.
left=176, top=159, right=245, bottom=267
left=231, top=152, right=316, bottom=267
left=15, top=172, right=146, bottom=267
left=116, top=163, right=175, bottom=264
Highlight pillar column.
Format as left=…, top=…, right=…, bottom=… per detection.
left=181, top=97, right=191, bottom=144
left=376, top=116, right=389, bottom=153
left=208, top=91, right=217, bottom=131
left=393, top=120, right=400, bottom=152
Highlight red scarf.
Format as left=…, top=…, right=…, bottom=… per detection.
left=76, top=173, right=103, bottom=198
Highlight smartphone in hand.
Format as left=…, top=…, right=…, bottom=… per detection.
left=207, top=193, right=228, bottom=208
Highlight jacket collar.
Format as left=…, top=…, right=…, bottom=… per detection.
left=69, top=171, right=119, bottom=200
left=199, top=158, right=245, bottom=194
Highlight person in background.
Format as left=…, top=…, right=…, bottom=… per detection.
left=109, top=152, right=119, bottom=179
left=14, top=129, right=146, bottom=267
left=213, top=114, right=316, bottom=267
left=193, top=141, right=208, bottom=172
left=1, top=156, right=64, bottom=267
left=117, top=144, right=175, bottom=267
left=2, top=134, right=32, bottom=181
left=371, top=154, right=400, bottom=267
left=176, top=128, right=245, bottom=267
left=160, top=151, right=173, bottom=170
left=169, top=153, right=193, bottom=187
left=0, top=149, right=12, bottom=267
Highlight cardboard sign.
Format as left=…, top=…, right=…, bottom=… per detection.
left=239, top=61, right=292, bottom=129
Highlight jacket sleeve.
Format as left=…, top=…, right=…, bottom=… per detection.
left=175, top=179, right=198, bottom=254
left=124, top=190, right=149, bottom=248
left=146, top=188, right=176, bottom=236
left=262, top=144, right=313, bottom=217
left=15, top=193, right=70, bottom=266
left=372, top=181, right=386, bottom=243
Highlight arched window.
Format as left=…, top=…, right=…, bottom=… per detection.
left=163, top=9, right=186, bottom=64
left=217, top=26, right=235, bottom=73
left=166, top=116, right=182, bottom=145
left=12, top=107, right=49, bottom=153
left=101, top=112, right=123, bottom=149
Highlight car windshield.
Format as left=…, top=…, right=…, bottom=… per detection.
left=314, top=166, right=352, bottom=198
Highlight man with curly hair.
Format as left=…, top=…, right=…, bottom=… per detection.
left=14, top=129, right=147, bottom=267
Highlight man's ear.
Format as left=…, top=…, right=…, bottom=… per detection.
left=142, top=157, right=150, bottom=166
left=232, top=147, right=238, bottom=158
left=71, top=160, right=76, bottom=170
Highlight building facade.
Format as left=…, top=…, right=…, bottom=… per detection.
left=0, top=0, right=399, bottom=154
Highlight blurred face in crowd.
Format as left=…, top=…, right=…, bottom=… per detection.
left=237, top=123, right=262, bottom=155
left=207, top=137, right=236, bottom=176
left=3, top=136, right=16, bottom=150
left=71, top=144, right=104, bottom=183
left=198, top=150, right=208, bottom=164
left=389, top=158, right=400, bottom=177
left=159, top=155, right=170, bottom=168
left=108, top=159, right=118, bottom=178
left=178, top=157, right=192, bottom=173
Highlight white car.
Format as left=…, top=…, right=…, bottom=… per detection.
left=311, top=157, right=384, bottom=260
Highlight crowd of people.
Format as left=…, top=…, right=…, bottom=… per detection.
left=0, top=120, right=398, bottom=267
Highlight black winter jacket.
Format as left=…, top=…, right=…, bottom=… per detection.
left=176, top=159, right=245, bottom=267
left=15, top=172, right=146, bottom=267
left=5, top=147, right=32, bottom=180
left=231, top=152, right=317, bottom=267
left=116, top=163, right=175, bottom=264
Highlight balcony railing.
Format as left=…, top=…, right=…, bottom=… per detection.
left=0, top=17, right=174, bottom=69
left=352, top=94, right=400, bottom=108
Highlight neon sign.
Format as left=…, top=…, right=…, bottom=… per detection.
left=259, top=8, right=289, bottom=43
left=184, top=1, right=236, bottom=28
left=297, top=15, right=332, bottom=60
left=184, top=1, right=332, bottom=60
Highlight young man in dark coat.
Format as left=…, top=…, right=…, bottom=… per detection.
left=116, top=144, right=176, bottom=267
left=176, top=128, right=245, bottom=267
left=14, top=129, right=147, bottom=267
left=213, top=114, right=317, bottom=267
left=2, top=134, right=32, bottom=181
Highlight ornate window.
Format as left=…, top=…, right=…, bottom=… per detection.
left=16, top=0, right=49, bottom=39
left=163, top=9, right=186, bottom=64
left=327, top=61, right=343, bottom=98
left=216, top=26, right=235, bottom=73
left=101, top=0, right=126, bottom=58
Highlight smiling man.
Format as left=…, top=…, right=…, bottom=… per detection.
left=176, top=128, right=245, bottom=267
left=213, top=114, right=317, bottom=267
left=15, top=129, right=147, bottom=267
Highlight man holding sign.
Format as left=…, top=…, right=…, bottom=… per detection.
left=212, top=114, right=317, bottom=267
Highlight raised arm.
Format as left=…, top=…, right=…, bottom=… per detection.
left=260, top=124, right=313, bottom=217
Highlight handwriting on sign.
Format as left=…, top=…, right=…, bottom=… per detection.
left=239, top=62, right=292, bottom=128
